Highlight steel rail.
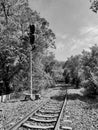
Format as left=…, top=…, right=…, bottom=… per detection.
left=54, top=88, right=68, bottom=130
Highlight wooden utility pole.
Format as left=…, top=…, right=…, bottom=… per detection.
left=30, top=49, right=33, bottom=99
left=29, top=24, right=35, bottom=100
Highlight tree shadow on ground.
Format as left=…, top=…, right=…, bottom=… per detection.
left=67, top=93, right=85, bottom=100
left=50, top=94, right=66, bottom=101
left=67, top=93, right=98, bottom=109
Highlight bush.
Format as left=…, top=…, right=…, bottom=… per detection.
left=81, top=79, right=97, bottom=98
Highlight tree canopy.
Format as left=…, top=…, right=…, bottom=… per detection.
left=0, top=0, right=56, bottom=95
left=63, top=44, right=98, bottom=97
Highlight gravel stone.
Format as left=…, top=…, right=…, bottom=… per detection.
left=63, top=98, right=98, bottom=130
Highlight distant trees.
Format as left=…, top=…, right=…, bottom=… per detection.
left=50, top=60, right=65, bottom=83
left=63, top=55, right=81, bottom=87
left=63, top=45, right=98, bottom=97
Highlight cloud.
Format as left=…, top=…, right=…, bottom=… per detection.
left=70, top=44, right=77, bottom=51
left=54, top=25, right=98, bottom=61
left=56, top=33, right=68, bottom=40
left=61, top=35, right=67, bottom=40
left=68, top=25, right=98, bottom=53
left=80, top=25, right=98, bottom=46
left=69, top=37, right=95, bottom=55
left=54, top=41, right=67, bottom=61
left=80, top=25, right=98, bottom=37
left=56, top=42, right=65, bottom=50
left=70, top=38, right=94, bottom=52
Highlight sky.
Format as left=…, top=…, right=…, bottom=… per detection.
left=28, top=0, right=98, bottom=61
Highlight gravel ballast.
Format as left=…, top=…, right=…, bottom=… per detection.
left=1, top=99, right=44, bottom=129
left=0, top=88, right=61, bottom=129
left=62, top=89, right=98, bottom=130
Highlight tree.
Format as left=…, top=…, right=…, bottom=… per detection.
left=63, top=55, right=81, bottom=88
left=90, top=0, right=98, bottom=13
left=0, top=0, right=56, bottom=96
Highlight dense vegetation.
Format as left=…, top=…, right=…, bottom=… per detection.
left=63, top=45, right=98, bottom=97
left=0, top=0, right=61, bottom=96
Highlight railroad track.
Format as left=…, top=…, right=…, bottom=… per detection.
left=4, top=89, right=72, bottom=130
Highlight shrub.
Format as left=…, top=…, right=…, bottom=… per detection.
left=81, top=79, right=97, bottom=98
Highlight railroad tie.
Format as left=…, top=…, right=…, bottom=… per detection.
left=22, top=123, right=54, bottom=129
left=29, top=117, right=57, bottom=122
left=35, top=113, right=58, bottom=118
left=60, top=126, right=72, bottom=130
left=39, top=109, right=60, bottom=114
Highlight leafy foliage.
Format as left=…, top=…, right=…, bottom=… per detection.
left=90, top=0, right=98, bottom=13
left=0, top=0, right=56, bottom=95
left=63, top=44, right=98, bottom=97
left=63, top=55, right=81, bottom=88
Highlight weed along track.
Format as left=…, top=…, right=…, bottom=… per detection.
left=5, top=89, right=72, bottom=130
